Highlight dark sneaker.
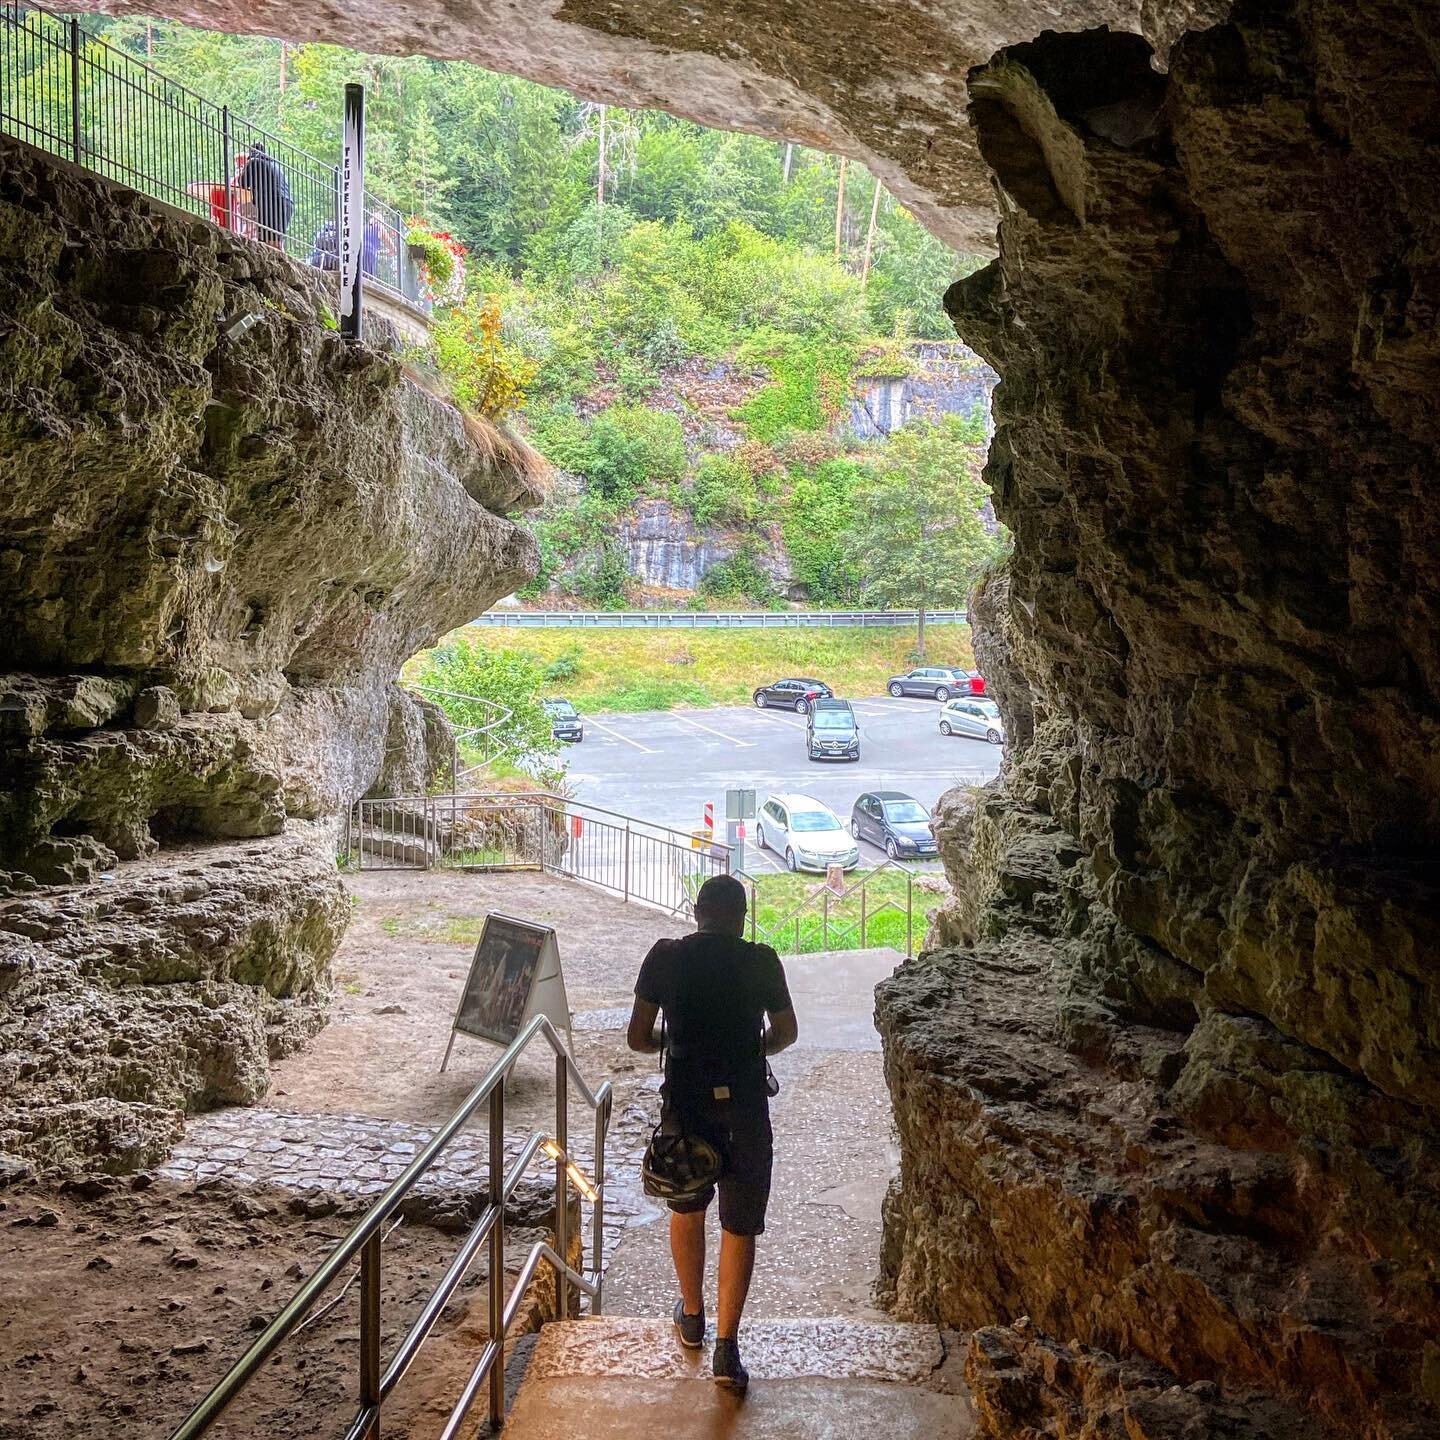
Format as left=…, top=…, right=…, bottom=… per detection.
left=712, top=1337, right=749, bottom=1391
left=673, top=1298, right=705, bottom=1350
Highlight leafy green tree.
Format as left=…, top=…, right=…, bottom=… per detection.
left=843, top=415, right=1002, bottom=657
left=411, top=642, right=558, bottom=769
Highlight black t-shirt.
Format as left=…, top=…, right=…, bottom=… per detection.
left=635, top=931, right=792, bottom=1106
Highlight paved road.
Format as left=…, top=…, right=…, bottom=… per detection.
left=560, top=694, right=1001, bottom=873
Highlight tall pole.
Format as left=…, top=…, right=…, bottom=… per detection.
left=339, top=82, right=365, bottom=342
left=861, top=176, right=883, bottom=287
left=782, top=141, right=793, bottom=183
left=834, top=156, right=848, bottom=261
left=279, top=40, right=288, bottom=99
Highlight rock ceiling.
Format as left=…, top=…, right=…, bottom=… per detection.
left=85, top=0, right=1210, bottom=253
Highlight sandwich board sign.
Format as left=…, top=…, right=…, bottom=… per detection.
left=440, top=911, right=572, bottom=1071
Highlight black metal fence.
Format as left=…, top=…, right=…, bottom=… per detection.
left=0, top=2, right=426, bottom=306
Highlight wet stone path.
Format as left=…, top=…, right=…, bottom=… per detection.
left=155, top=1098, right=656, bottom=1280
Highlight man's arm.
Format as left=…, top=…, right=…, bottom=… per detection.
left=627, top=997, right=662, bottom=1054
left=763, top=1007, right=798, bottom=1055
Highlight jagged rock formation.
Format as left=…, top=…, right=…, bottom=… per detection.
left=0, top=140, right=543, bottom=1168
left=846, top=342, right=995, bottom=441
left=879, top=4, right=1440, bottom=1437
left=106, top=0, right=1161, bottom=256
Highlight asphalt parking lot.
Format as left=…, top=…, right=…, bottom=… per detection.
left=561, top=694, right=1002, bottom=873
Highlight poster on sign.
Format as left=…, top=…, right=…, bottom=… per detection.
left=441, top=912, right=572, bottom=1070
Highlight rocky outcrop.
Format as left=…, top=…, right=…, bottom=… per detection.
left=619, top=499, right=740, bottom=592
left=846, top=342, right=995, bottom=441
left=879, top=3, right=1440, bottom=1437
left=0, top=140, right=543, bottom=1168
left=0, top=832, right=346, bottom=1172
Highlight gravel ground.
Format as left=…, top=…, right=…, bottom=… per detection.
left=0, top=1175, right=553, bottom=1440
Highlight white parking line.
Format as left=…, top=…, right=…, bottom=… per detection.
left=749, top=709, right=808, bottom=732
left=585, top=716, right=656, bottom=753
left=672, top=712, right=756, bottom=748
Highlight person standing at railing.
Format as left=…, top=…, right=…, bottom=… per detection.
left=185, top=151, right=251, bottom=235
left=308, top=215, right=340, bottom=270
left=361, top=207, right=397, bottom=282
left=236, top=142, right=294, bottom=251
left=627, top=874, right=798, bottom=1393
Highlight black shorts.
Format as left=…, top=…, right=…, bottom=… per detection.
left=663, top=1095, right=773, bottom=1237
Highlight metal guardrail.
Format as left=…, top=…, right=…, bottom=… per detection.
left=402, top=682, right=512, bottom=789
left=470, top=609, right=970, bottom=629
left=169, top=1013, right=612, bottom=1440
left=0, top=2, right=428, bottom=308
left=343, top=791, right=734, bottom=917
left=744, top=858, right=919, bottom=956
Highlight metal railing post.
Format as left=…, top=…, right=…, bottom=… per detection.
left=622, top=822, right=631, bottom=903
left=861, top=882, right=868, bottom=948
left=906, top=874, right=914, bottom=956
left=822, top=889, right=829, bottom=949
left=554, top=1051, right=569, bottom=1320
left=359, top=1232, right=382, bottom=1439
left=748, top=878, right=757, bottom=942
left=220, top=106, right=231, bottom=231
left=68, top=16, right=81, bottom=164
left=592, top=1093, right=608, bottom=1315
left=487, top=1080, right=505, bottom=1430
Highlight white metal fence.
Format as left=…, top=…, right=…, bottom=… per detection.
left=341, top=791, right=733, bottom=917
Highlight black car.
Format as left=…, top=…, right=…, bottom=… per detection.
left=752, top=676, right=833, bottom=714
left=886, top=666, right=986, bottom=701
left=850, top=791, right=937, bottom=859
left=542, top=698, right=584, bottom=742
left=806, top=699, right=860, bottom=761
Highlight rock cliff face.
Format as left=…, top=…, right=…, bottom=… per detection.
left=878, top=4, right=1440, bottom=1437
left=0, top=140, right=543, bottom=1169
left=846, top=342, right=995, bottom=442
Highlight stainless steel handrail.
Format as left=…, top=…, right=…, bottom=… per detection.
left=170, top=1013, right=612, bottom=1440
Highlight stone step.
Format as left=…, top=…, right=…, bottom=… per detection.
left=502, top=1316, right=975, bottom=1438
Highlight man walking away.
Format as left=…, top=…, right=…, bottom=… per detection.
left=627, top=875, right=798, bottom=1391
left=237, top=142, right=294, bottom=251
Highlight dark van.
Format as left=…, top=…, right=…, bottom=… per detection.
left=806, top=698, right=860, bottom=762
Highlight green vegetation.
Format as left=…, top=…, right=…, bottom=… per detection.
left=411, top=643, right=561, bottom=773
left=52, top=16, right=1000, bottom=612
left=743, top=869, right=927, bottom=955
left=845, top=413, right=1005, bottom=658
left=421, top=623, right=975, bottom=714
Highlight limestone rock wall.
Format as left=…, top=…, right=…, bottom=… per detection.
left=0, top=140, right=542, bottom=1169
left=878, top=3, right=1440, bottom=1437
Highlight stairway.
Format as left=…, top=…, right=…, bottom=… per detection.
left=503, top=1316, right=975, bottom=1438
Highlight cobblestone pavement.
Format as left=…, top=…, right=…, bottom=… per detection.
left=155, top=1058, right=662, bottom=1284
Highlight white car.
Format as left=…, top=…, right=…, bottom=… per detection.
left=755, top=793, right=861, bottom=873
left=939, top=697, right=1005, bottom=744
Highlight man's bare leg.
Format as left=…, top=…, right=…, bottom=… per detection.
left=670, top=1209, right=706, bottom=1315
left=716, top=1229, right=756, bottom=1339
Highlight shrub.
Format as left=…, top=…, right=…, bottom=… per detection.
left=431, top=294, right=538, bottom=422
left=542, top=644, right=584, bottom=682
left=573, top=540, right=631, bottom=608
left=735, top=337, right=857, bottom=442
left=585, top=405, right=687, bottom=503
left=690, top=454, right=757, bottom=527
left=700, top=545, right=776, bottom=605
left=410, top=642, right=557, bottom=767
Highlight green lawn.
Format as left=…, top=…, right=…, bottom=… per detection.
left=741, top=868, right=920, bottom=955
left=442, top=623, right=974, bottom=713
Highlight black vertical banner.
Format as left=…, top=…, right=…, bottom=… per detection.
left=339, top=82, right=365, bottom=341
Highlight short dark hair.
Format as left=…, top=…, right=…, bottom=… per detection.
left=695, top=874, right=747, bottom=926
